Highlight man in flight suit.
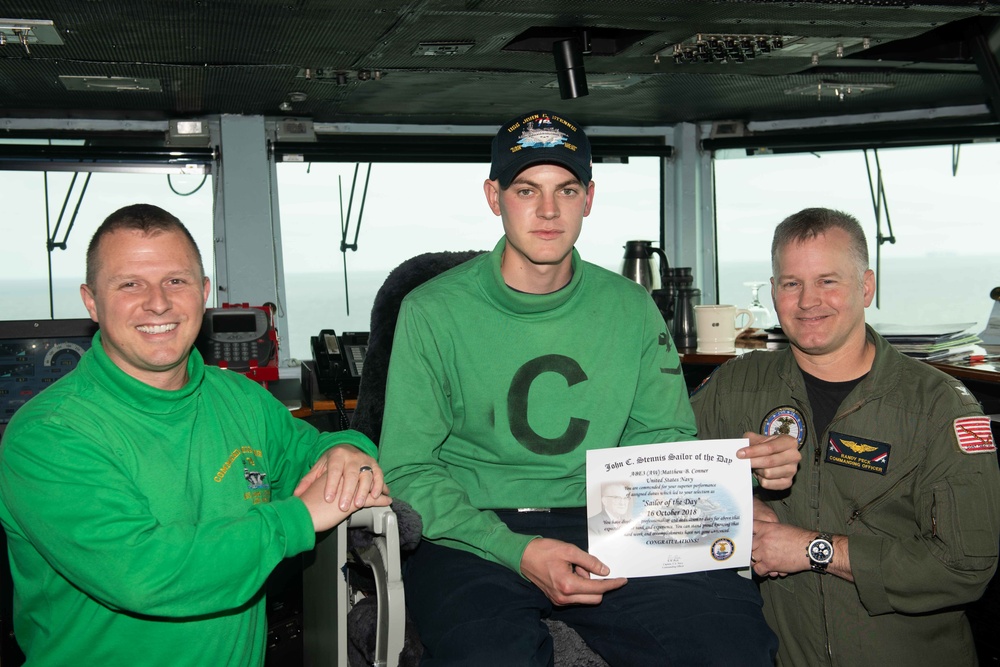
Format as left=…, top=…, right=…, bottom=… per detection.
left=691, top=207, right=1000, bottom=665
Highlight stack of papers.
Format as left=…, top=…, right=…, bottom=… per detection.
left=872, top=323, right=981, bottom=361
left=980, top=300, right=1000, bottom=347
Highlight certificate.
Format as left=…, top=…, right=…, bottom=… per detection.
left=586, top=439, right=752, bottom=578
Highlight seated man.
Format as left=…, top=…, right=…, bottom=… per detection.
left=690, top=207, right=1000, bottom=665
left=378, top=109, right=797, bottom=666
left=0, top=204, right=390, bottom=665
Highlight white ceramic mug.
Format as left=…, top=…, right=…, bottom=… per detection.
left=694, top=305, right=754, bottom=353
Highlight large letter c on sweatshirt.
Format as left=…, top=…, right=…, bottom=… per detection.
left=507, top=354, right=590, bottom=455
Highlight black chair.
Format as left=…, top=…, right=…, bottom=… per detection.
left=347, top=250, right=607, bottom=667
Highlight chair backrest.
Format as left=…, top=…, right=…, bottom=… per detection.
left=350, top=250, right=485, bottom=445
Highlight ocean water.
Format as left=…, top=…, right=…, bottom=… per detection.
left=718, top=256, right=999, bottom=336
left=4, top=279, right=92, bottom=322
left=283, top=254, right=998, bottom=360
left=6, top=254, right=997, bottom=363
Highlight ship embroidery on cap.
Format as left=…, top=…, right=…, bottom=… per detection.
left=516, top=115, right=568, bottom=150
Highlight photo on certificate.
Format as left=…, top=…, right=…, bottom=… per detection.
left=586, top=439, right=752, bottom=578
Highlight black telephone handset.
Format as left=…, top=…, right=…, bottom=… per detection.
left=310, top=329, right=368, bottom=400
left=310, top=329, right=368, bottom=430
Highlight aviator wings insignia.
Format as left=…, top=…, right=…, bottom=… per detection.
left=841, top=439, right=878, bottom=454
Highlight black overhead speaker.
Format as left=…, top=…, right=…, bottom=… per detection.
left=554, top=38, right=588, bottom=99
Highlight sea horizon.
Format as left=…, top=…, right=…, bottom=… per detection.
left=4, top=254, right=997, bottom=363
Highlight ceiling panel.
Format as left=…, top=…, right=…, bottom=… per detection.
left=0, top=1, right=998, bottom=130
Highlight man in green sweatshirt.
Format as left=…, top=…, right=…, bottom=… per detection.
left=0, top=203, right=391, bottom=666
left=378, top=109, right=799, bottom=665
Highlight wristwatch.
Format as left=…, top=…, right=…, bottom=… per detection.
left=807, top=533, right=834, bottom=573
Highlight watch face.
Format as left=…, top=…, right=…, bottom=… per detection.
left=809, top=538, right=834, bottom=564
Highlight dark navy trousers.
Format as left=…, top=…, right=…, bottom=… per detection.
left=404, top=509, right=778, bottom=667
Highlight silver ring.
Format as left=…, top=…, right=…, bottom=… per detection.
left=359, top=465, right=373, bottom=474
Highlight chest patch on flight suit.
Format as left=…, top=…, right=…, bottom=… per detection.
left=953, top=416, right=996, bottom=454
left=825, top=432, right=890, bottom=475
left=760, top=406, right=807, bottom=446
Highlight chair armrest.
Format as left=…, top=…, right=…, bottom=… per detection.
left=348, top=506, right=405, bottom=667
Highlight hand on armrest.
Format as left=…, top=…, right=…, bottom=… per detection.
left=299, top=471, right=392, bottom=533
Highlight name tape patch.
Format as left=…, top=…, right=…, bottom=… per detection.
left=825, top=432, right=891, bottom=475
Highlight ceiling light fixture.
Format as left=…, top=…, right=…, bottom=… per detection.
left=168, top=119, right=210, bottom=146
left=785, top=80, right=895, bottom=101
left=544, top=73, right=649, bottom=91
left=0, top=18, right=64, bottom=55
left=297, top=68, right=384, bottom=83
left=413, top=41, right=475, bottom=56
left=58, top=75, right=162, bottom=92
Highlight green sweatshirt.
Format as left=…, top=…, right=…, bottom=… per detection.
left=378, top=237, right=697, bottom=573
left=0, top=332, right=375, bottom=667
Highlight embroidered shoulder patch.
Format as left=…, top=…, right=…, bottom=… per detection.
left=953, top=416, right=996, bottom=454
left=761, top=406, right=807, bottom=446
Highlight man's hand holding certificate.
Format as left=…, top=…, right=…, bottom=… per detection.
left=586, top=439, right=751, bottom=578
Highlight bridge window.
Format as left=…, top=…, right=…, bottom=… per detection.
left=714, top=144, right=1000, bottom=334
left=276, top=158, right=662, bottom=362
left=1, top=144, right=216, bottom=322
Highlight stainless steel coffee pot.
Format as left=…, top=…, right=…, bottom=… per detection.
left=620, top=240, right=668, bottom=293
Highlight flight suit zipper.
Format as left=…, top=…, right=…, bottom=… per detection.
left=846, top=465, right=919, bottom=527
left=815, top=394, right=873, bottom=665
